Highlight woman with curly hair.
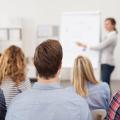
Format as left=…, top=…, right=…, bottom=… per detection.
left=0, top=45, right=31, bottom=107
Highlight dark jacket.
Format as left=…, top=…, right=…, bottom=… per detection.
left=0, top=88, right=6, bottom=120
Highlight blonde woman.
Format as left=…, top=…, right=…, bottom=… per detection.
left=0, top=45, right=31, bottom=107
left=72, top=56, right=110, bottom=110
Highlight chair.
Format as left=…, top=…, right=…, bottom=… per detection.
left=91, top=109, right=106, bottom=120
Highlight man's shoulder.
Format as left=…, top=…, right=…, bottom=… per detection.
left=11, top=86, right=88, bottom=108
left=10, top=89, right=33, bottom=103
left=63, top=86, right=88, bottom=105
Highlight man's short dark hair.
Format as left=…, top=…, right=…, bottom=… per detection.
left=34, top=39, right=63, bottom=79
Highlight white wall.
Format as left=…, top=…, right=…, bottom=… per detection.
left=0, top=0, right=120, bottom=80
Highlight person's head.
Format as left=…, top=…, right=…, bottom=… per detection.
left=34, top=39, right=63, bottom=81
left=72, top=56, right=99, bottom=96
left=0, top=45, right=26, bottom=85
left=104, top=17, right=117, bottom=32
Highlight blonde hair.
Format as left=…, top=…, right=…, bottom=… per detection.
left=72, top=56, right=99, bottom=96
left=0, top=45, right=26, bottom=86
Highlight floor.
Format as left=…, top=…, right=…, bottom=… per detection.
left=110, top=80, right=120, bottom=94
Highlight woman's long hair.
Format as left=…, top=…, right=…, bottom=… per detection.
left=0, top=45, right=26, bottom=86
left=72, top=56, right=99, bottom=96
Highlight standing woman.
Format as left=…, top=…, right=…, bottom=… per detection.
left=76, top=18, right=118, bottom=86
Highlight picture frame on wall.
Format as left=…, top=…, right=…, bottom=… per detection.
left=9, top=28, right=22, bottom=41
left=37, top=25, right=59, bottom=38
left=0, top=29, right=8, bottom=40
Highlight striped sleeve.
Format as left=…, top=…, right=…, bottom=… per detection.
left=18, top=79, right=31, bottom=92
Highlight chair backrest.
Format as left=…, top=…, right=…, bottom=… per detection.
left=91, top=109, right=106, bottom=120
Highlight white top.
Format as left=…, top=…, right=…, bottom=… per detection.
left=1, top=78, right=31, bottom=108
left=89, top=31, right=117, bottom=66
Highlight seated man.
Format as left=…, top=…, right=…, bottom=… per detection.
left=106, top=90, right=120, bottom=119
left=6, top=39, right=91, bottom=120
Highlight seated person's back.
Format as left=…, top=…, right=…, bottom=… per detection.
left=72, top=56, right=110, bottom=111
left=1, top=78, right=31, bottom=108
left=0, top=45, right=31, bottom=107
left=86, top=81, right=110, bottom=110
left=6, top=40, right=91, bottom=120
left=106, top=90, right=120, bottom=120
left=6, top=82, right=91, bottom=120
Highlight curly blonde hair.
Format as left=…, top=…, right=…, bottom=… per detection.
left=0, top=45, right=26, bottom=86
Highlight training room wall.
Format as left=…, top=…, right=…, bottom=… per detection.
left=0, top=0, right=119, bottom=80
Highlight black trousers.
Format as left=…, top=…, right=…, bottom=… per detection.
left=101, top=64, right=115, bottom=86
